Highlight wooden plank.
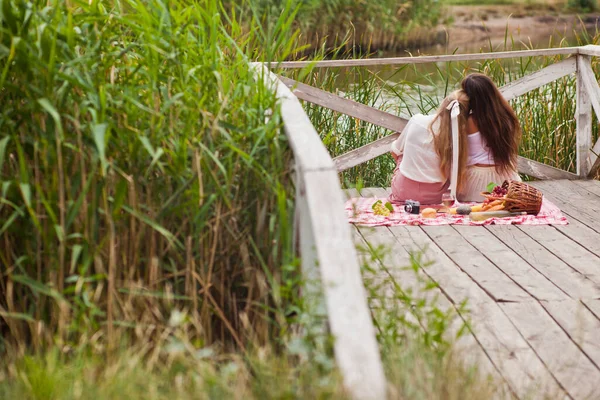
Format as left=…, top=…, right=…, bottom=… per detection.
left=388, top=226, right=494, bottom=306
left=345, top=187, right=360, bottom=199
left=486, top=225, right=600, bottom=300
left=576, top=44, right=600, bottom=57
left=576, top=55, right=593, bottom=177
left=502, top=301, right=600, bottom=399
left=279, top=76, right=407, bottom=133
left=387, top=226, right=519, bottom=399
left=362, top=187, right=494, bottom=306
left=575, top=56, right=600, bottom=177
left=421, top=225, right=532, bottom=302
left=555, top=219, right=600, bottom=259
left=274, top=47, right=580, bottom=69
left=365, top=190, right=561, bottom=398
left=501, top=57, right=577, bottom=102
left=352, top=225, right=425, bottom=322
left=357, top=191, right=513, bottom=394
left=302, top=170, right=387, bottom=399
left=252, top=64, right=334, bottom=172
left=517, top=224, right=600, bottom=286
left=453, top=226, right=568, bottom=301
left=530, top=180, right=600, bottom=234
left=573, top=178, right=600, bottom=197
left=582, top=299, right=600, bottom=320
left=526, top=180, right=600, bottom=258
left=517, top=156, right=580, bottom=180
left=334, top=133, right=400, bottom=172
left=542, top=300, right=600, bottom=369
left=468, top=302, right=567, bottom=399
left=356, top=225, right=426, bottom=299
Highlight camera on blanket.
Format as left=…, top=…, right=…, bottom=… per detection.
left=404, top=200, right=420, bottom=214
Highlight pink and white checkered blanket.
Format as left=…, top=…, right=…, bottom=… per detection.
left=345, top=197, right=568, bottom=226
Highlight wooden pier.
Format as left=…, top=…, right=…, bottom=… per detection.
left=256, top=44, right=600, bottom=399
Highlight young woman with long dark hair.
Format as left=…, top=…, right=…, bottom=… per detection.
left=389, top=73, right=521, bottom=204
left=459, top=73, right=521, bottom=201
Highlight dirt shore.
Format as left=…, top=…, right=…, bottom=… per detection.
left=435, top=5, right=600, bottom=53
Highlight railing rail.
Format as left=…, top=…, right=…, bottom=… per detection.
left=252, top=63, right=387, bottom=400
left=273, top=46, right=581, bottom=69
left=254, top=45, right=600, bottom=399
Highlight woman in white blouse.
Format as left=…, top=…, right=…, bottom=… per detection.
left=390, top=73, right=521, bottom=204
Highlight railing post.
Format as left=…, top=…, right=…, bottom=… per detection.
left=576, top=54, right=593, bottom=178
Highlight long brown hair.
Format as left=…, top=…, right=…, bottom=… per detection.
left=430, top=90, right=470, bottom=191
left=461, top=73, right=521, bottom=174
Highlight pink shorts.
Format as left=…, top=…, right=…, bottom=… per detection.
left=389, top=158, right=449, bottom=205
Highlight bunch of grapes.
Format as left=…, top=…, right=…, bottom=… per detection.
left=372, top=200, right=392, bottom=216
left=491, top=185, right=508, bottom=197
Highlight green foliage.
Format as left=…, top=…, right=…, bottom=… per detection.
left=0, top=346, right=345, bottom=400
left=226, top=0, right=444, bottom=53
left=567, top=0, right=598, bottom=12
left=0, top=0, right=306, bottom=353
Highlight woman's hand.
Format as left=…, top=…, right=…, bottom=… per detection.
left=391, top=152, right=399, bottom=163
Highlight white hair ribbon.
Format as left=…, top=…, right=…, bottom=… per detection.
left=446, top=100, right=460, bottom=199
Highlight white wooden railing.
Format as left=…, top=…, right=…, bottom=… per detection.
left=253, top=45, right=600, bottom=400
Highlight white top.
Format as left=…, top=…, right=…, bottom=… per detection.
left=390, top=114, right=445, bottom=183
left=466, top=132, right=495, bottom=165
left=391, top=114, right=496, bottom=185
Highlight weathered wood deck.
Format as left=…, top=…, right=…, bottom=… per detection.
left=349, top=180, right=600, bottom=400
left=257, top=45, right=600, bottom=399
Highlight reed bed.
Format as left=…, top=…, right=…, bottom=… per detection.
left=0, top=0, right=306, bottom=356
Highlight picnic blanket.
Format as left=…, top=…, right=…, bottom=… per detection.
left=346, top=197, right=568, bottom=227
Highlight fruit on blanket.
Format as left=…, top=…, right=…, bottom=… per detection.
left=372, top=200, right=393, bottom=216
left=471, top=204, right=484, bottom=212
left=491, top=185, right=508, bottom=197
left=481, top=199, right=504, bottom=211
left=421, top=208, right=437, bottom=218
left=456, top=205, right=472, bottom=215
left=448, top=208, right=457, bottom=215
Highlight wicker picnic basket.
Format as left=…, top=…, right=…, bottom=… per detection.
left=481, top=180, right=543, bottom=215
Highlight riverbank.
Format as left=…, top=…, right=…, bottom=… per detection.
left=361, top=3, right=600, bottom=56
left=438, top=5, right=600, bottom=53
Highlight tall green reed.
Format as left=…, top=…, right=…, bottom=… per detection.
left=0, top=0, right=305, bottom=355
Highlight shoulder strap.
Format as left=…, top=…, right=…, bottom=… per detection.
left=447, top=101, right=460, bottom=199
